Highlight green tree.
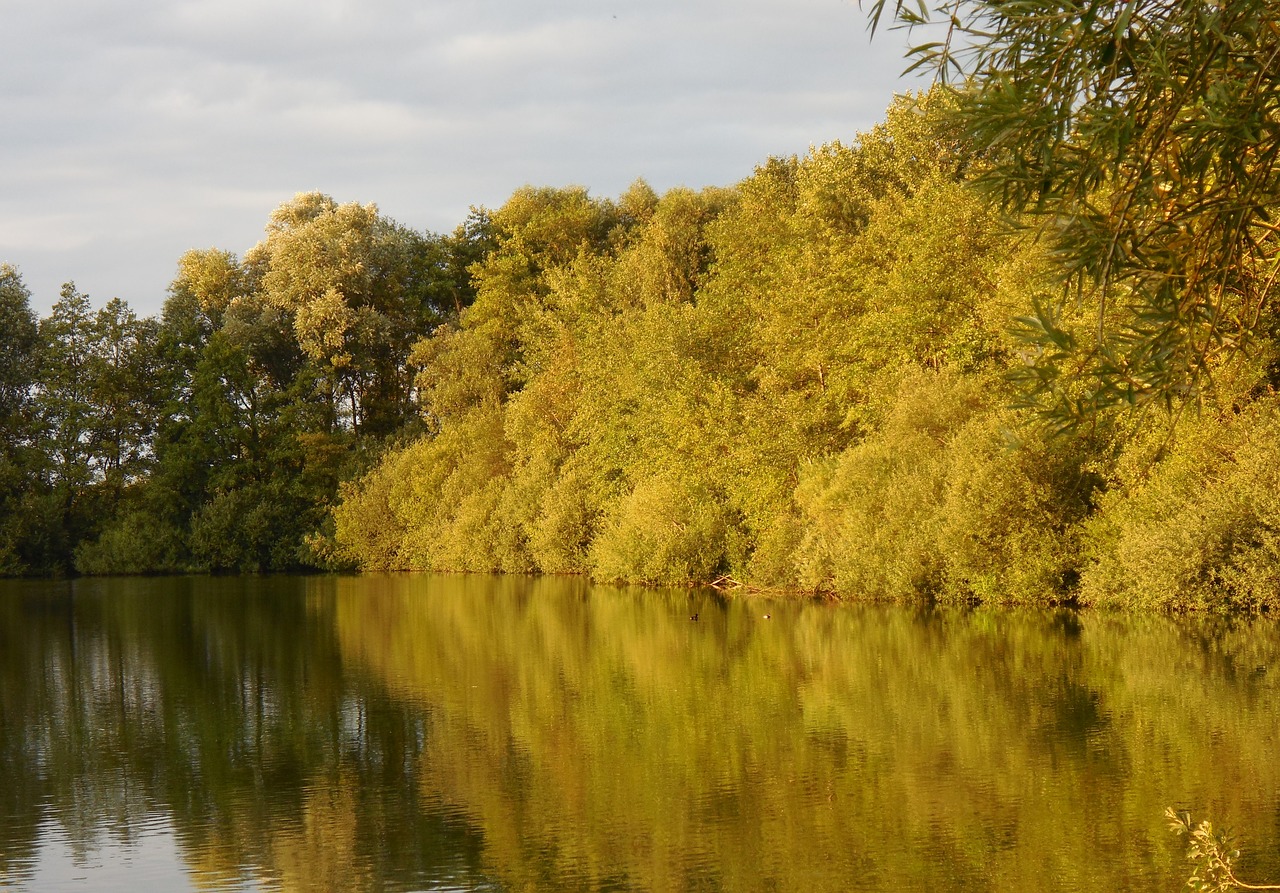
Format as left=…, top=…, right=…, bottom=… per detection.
left=86, top=298, right=163, bottom=511
left=0, top=265, right=37, bottom=431
left=75, top=280, right=236, bottom=574
left=0, top=265, right=42, bottom=573
left=162, top=298, right=329, bottom=573
left=29, top=286, right=168, bottom=571
left=78, top=192, right=467, bottom=576
left=33, top=283, right=99, bottom=565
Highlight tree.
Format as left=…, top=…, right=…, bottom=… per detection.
left=158, top=296, right=324, bottom=572
left=248, top=192, right=462, bottom=436
left=28, top=285, right=166, bottom=571
left=867, top=0, right=1280, bottom=423
left=0, top=266, right=38, bottom=429
left=0, top=266, right=41, bottom=573
left=171, top=248, right=247, bottom=320
left=34, top=283, right=99, bottom=555
left=86, top=298, right=163, bottom=510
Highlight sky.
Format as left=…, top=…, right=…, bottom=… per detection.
left=1, top=0, right=925, bottom=317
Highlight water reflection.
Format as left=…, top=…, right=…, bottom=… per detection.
left=1, top=574, right=1278, bottom=891
left=0, top=576, right=491, bottom=892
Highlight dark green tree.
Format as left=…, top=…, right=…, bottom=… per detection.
left=32, top=283, right=99, bottom=566
left=0, top=266, right=37, bottom=430
left=161, top=297, right=323, bottom=573
left=0, top=265, right=42, bottom=573
left=28, top=286, right=167, bottom=572
left=86, top=298, right=163, bottom=511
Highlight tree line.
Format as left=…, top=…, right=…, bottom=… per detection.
left=0, top=195, right=489, bottom=575
left=328, top=86, right=1280, bottom=612
left=3, top=73, right=1279, bottom=609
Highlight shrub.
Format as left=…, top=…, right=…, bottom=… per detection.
left=589, top=472, right=732, bottom=585
left=1081, top=398, right=1280, bottom=613
left=793, top=369, right=1097, bottom=604
left=936, top=413, right=1098, bottom=604
left=792, top=370, right=981, bottom=599
left=74, top=510, right=186, bottom=575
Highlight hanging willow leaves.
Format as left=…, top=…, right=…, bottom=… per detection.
left=866, top=0, right=1280, bottom=424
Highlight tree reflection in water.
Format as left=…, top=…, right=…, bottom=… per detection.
left=1, top=574, right=1278, bottom=892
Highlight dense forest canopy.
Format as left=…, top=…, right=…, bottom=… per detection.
left=3, top=4, right=1280, bottom=614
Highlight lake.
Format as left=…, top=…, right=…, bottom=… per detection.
left=1, top=574, right=1277, bottom=891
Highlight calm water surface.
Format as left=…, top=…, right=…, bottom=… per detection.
left=1, top=574, right=1278, bottom=892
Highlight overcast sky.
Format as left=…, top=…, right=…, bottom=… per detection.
left=2, top=0, right=924, bottom=317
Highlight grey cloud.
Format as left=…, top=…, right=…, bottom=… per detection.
left=1, top=0, right=923, bottom=315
